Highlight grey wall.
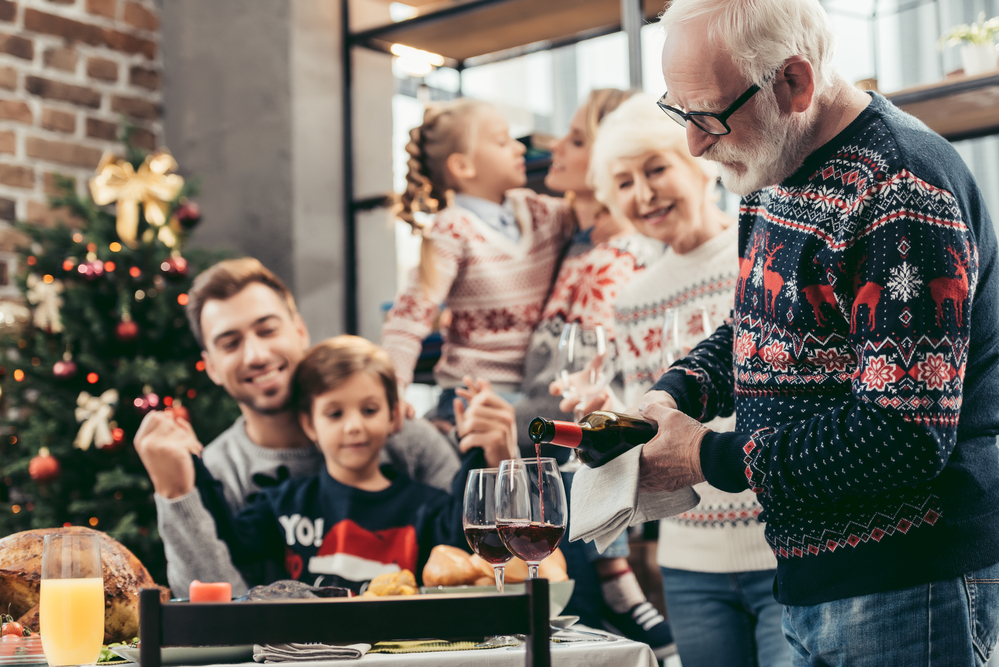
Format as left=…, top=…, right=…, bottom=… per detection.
left=160, top=0, right=296, bottom=288
left=160, top=0, right=398, bottom=341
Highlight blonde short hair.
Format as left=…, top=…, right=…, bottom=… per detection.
left=588, top=94, right=718, bottom=215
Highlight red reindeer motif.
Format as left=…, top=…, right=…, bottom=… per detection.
left=762, top=236, right=785, bottom=317
left=929, top=244, right=970, bottom=326
left=850, top=255, right=882, bottom=334
left=737, top=233, right=761, bottom=302
left=802, top=257, right=838, bottom=326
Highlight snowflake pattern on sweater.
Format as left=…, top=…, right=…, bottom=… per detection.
left=653, top=94, right=999, bottom=605
left=382, top=189, right=572, bottom=390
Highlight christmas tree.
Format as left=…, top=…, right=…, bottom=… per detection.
left=0, top=139, right=240, bottom=583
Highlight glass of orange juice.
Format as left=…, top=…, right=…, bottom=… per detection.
left=40, top=533, right=104, bottom=667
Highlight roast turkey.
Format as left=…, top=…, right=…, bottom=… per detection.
left=0, top=526, right=170, bottom=643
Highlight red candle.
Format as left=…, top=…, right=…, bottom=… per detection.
left=189, top=580, right=231, bottom=602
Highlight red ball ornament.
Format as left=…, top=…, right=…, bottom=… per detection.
left=161, top=256, right=189, bottom=279
left=175, top=201, right=202, bottom=229
left=116, top=319, right=140, bottom=342
left=29, top=449, right=60, bottom=483
left=53, top=359, right=78, bottom=379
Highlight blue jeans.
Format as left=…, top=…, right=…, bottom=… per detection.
left=782, top=562, right=999, bottom=666
left=661, top=566, right=790, bottom=667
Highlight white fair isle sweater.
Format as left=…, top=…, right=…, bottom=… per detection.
left=383, top=189, right=572, bottom=392
left=612, top=224, right=777, bottom=574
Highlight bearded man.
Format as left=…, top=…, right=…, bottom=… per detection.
left=634, top=0, right=999, bottom=663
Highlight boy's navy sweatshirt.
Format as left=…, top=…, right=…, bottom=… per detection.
left=195, top=449, right=486, bottom=594
left=653, top=93, right=999, bottom=606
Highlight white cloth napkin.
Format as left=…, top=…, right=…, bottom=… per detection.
left=569, top=444, right=700, bottom=553
left=252, top=643, right=371, bottom=662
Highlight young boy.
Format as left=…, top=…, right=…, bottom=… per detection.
left=195, top=336, right=487, bottom=593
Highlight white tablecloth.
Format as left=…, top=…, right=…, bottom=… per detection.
left=190, top=633, right=656, bottom=667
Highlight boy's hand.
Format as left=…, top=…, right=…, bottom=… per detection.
left=454, top=377, right=517, bottom=468
left=134, top=409, right=203, bottom=499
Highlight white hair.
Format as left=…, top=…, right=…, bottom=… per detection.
left=588, top=93, right=718, bottom=212
left=659, top=0, right=836, bottom=91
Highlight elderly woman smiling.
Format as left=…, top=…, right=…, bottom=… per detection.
left=583, top=94, right=790, bottom=667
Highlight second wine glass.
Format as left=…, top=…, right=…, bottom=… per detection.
left=495, top=457, right=567, bottom=580
left=662, top=305, right=713, bottom=369
left=556, top=323, right=610, bottom=420
left=463, top=468, right=513, bottom=593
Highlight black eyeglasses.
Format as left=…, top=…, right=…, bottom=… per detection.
left=656, top=81, right=764, bottom=136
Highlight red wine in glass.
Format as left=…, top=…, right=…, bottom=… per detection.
left=464, top=525, right=513, bottom=565
left=496, top=458, right=567, bottom=580
left=496, top=521, right=565, bottom=563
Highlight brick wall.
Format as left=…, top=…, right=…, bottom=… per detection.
left=0, top=0, right=160, bottom=245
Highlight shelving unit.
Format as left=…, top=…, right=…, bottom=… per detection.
left=885, top=71, right=999, bottom=142
left=340, top=0, right=650, bottom=332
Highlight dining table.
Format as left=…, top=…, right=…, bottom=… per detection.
left=160, top=627, right=657, bottom=667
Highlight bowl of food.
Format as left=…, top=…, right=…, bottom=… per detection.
left=420, top=545, right=574, bottom=617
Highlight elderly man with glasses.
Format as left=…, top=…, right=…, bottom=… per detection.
left=631, top=0, right=999, bottom=664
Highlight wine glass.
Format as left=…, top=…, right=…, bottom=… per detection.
left=495, top=458, right=567, bottom=580
left=463, top=468, right=513, bottom=593
left=556, top=323, right=610, bottom=420
left=40, top=532, right=104, bottom=667
left=662, top=305, right=713, bottom=369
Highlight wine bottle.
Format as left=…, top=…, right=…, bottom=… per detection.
left=528, top=411, right=658, bottom=468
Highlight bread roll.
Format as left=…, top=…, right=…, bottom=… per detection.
left=364, top=569, right=418, bottom=596
left=422, top=545, right=480, bottom=587
left=503, top=549, right=567, bottom=583
left=504, top=557, right=529, bottom=583
left=468, top=554, right=496, bottom=579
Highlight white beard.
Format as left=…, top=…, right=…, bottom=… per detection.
left=706, top=85, right=816, bottom=196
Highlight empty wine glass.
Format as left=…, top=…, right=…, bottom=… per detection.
left=556, top=323, right=610, bottom=420
left=463, top=468, right=513, bottom=593
left=662, top=305, right=713, bottom=370
left=495, top=458, right=567, bottom=580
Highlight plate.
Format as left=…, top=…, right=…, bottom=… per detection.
left=110, top=645, right=254, bottom=665
left=419, top=579, right=575, bottom=618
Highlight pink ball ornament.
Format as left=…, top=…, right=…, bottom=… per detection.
left=161, top=256, right=189, bottom=279
left=53, top=359, right=78, bottom=379
left=76, top=260, right=105, bottom=281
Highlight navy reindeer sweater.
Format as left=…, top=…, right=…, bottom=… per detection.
left=654, top=93, right=999, bottom=606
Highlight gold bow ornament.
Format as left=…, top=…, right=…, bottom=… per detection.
left=25, top=273, right=64, bottom=333
left=89, top=151, right=185, bottom=248
left=74, top=389, right=119, bottom=451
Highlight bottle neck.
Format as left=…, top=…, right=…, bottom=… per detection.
left=539, top=419, right=582, bottom=448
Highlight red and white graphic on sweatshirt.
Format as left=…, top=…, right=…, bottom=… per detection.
left=279, top=515, right=419, bottom=582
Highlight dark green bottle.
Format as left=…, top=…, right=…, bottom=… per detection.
left=528, top=411, right=658, bottom=468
